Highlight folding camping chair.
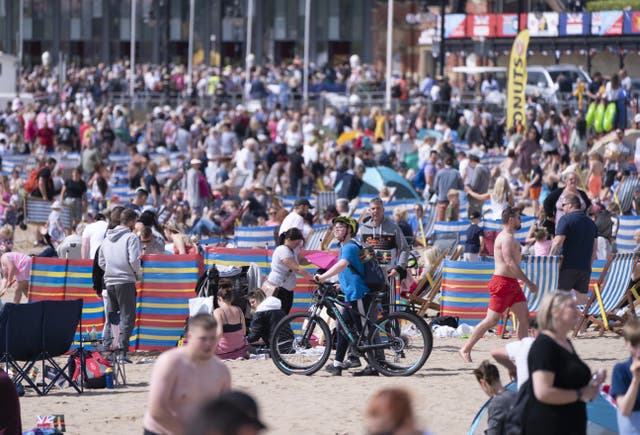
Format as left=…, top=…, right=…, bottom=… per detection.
left=574, top=252, right=640, bottom=337
left=501, top=255, right=562, bottom=338
left=41, top=299, right=84, bottom=394
left=402, top=249, right=447, bottom=316
left=0, top=300, right=83, bottom=395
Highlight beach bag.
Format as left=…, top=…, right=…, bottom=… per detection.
left=68, top=350, right=112, bottom=389
left=504, top=378, right=533, bottom=435
left=189, top=296, right=214, bottom=316
left=24, top=166, right=43, bottom=194
left=349, top=240, right=388, bottom=292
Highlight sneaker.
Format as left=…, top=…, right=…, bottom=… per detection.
left=342, top=357, right=362, bottom=369
left=117, top=354, right=133, bottom=364
left=352, top=366, right=379, bottom=377
left=324, top=363, right=342, bottom=376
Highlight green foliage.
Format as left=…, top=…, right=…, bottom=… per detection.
left=586, top=0, right=640, bottom=11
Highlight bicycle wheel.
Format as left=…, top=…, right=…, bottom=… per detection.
left=270, top=312, right=332, bottom=376
left=366, top=311, right=433, bottom=376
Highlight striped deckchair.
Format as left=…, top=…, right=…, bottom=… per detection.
left=615, top=216, right=640, bottom=253
left=440, top=260, right=494, bottom=326
left=234, top=225, right=278, bottom=248
left=134, top=254, right=200, bottom=351
left=614, top=174, right=639, bottom=215
left=316, top=191, right=337, bottom=212
left=521, top=255, right=562, bottom=314
left=305, top=224, right=331, bottom=250
left=402, top=248, right=449, bottom=316
left=24, top=197, right=72, bottom=228
left=574, top=252, right=640, bottom=336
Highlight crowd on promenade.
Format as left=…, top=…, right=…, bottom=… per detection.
left=1, top=57, right=640, bottom=434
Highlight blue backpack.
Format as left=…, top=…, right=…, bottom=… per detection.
left=349, top=240, right=388, bottom=292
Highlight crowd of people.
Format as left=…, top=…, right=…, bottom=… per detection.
left=1, top=56, right=640, bottom=434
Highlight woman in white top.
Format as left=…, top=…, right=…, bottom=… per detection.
left=465, top=176, right=514, bottom=221
left=267, top=228, right=314, bottom=314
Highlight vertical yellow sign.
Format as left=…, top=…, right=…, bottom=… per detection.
left=506, top=29, right=529, bottom=131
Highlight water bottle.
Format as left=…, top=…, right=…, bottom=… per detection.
left=104, top=368, right=114, bottom=389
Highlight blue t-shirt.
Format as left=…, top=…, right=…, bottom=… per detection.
left=464, top=223, right=484, bottom=254
left=338, top=241, right=371, bottom=302
left=555, top=211, right=597, bottom=270
left=407, top=215, right=427, bottom=234
left=611, top=358, right=640, bottom=411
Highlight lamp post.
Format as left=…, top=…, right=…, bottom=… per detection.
left=245, top=0, right=254, bottom=100
left=385, top=0, right=394, bottom=111
left=130, top=0, right=136, bottom=100
left=187, top=0, right=195, bottom=96
left=303, top=0, right=311, bottom=104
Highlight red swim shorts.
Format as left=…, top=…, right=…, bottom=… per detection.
left=529, top=186, right=541, bottom=200
left=488, top=275, right=527, bottom=314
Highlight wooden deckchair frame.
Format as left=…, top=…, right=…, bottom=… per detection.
left=403, top=245, right=464, bottom=316
left=574, top=253, right=640, bottom=337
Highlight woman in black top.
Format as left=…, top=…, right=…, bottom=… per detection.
left=524, top=292, right=606, bottom=435
left=60, top=166, right=87, bottom=227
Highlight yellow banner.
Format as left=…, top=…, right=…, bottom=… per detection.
left=506, top=29, right=529, bottom=131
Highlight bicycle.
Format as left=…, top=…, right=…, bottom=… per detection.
left=269, top=282, right=433, bottom=376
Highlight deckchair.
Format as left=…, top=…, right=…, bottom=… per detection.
left=403, top=245, right=464, bottom=316
left=614, top=174, right=639, bottom=215
left=574, top=252, right=640, bottom=337
left=615, top=215, right=640, bottom=253
left=501, top=255, right=562, bottom=337
left=234, top=225, right=278, bottom=248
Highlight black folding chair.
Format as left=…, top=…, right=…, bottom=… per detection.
left=41, top=299, right=83, bottom=394
left=0, top=302, right=46, bottom=395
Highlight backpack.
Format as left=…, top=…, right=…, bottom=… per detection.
left=68, top=350, right=112, bottom=389
left=542, top=127, right=555, bottom=143
left=413, top=165, right=426, bottom=191
left=349, top=240, right=388, bottom=292
left=504, top=378, right=534, bottom=435
left=24, top=166, right=43, bottom=194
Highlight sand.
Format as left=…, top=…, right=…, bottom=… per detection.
left=7, top=226, right=628, bottom=434
left=16, top=333, right=627, bottom=435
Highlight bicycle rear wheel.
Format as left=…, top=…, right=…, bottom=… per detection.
left=366, top=311, right=433, bottom=376
left=270, top=312, right=332, bottom=376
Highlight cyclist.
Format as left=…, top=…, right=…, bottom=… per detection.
left=314, top=215, right=374, bottom=377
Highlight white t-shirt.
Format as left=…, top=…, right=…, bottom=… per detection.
left=278, top=212, right=304, bottom=236
left=268, top=245, right=299, bottom=291
left=505, top=336, right=535, bottom=389
left=82, top=220, right=109, bottom=259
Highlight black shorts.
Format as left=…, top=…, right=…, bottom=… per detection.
left=558, top=269, right=591, bottom=294
left=143, top=429, right=160, bottom=435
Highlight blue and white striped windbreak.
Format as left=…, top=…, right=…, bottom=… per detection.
left=234, top=225, right=278, bottom=248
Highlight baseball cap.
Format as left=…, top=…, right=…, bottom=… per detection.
left=294, top=198, right=314, bottom=208
left=469, top=210, right=482, bottom=220
left=135, top=187, right=149, bottom=196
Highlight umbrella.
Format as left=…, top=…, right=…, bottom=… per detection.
left=591, top=128, right=640, bottom=155
left=418, top=129, right=444, bottom=141
left=361, top=166, right=421, bottom=201
left=337, top=129, right=360, bottom=145
left=305, top=252, right=338, bottom=269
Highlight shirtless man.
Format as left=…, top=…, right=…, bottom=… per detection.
left=143, top=314, right=231, bottom=435
left=459, top=207, right=537, bottom=363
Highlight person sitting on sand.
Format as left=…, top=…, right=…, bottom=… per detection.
left=459, top=207, right=537, bottom=363
left=246, top=288, right=286, bottom=350
left=473, top=360, right=517, bottom=435
left=214, top=284, right=249, bottom=360
left=143, top=313, right=231, bottom=435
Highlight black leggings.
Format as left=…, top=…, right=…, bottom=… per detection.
left=275, top=287, right=293, bottom=315
left=335, top=293, right=375, bottom=363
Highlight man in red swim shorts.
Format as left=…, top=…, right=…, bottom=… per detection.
left=460, top=207, right=537, bottom=363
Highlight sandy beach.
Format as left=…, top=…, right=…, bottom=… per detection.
left=17, top=333, right=627, bottom=435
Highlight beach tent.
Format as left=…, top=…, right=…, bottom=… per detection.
left=360, top=166, right=421, bottom=201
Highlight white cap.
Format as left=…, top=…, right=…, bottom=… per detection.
left=634, top=114, right=640, bottom=124
left=51, top=200, right=62, bottom=210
